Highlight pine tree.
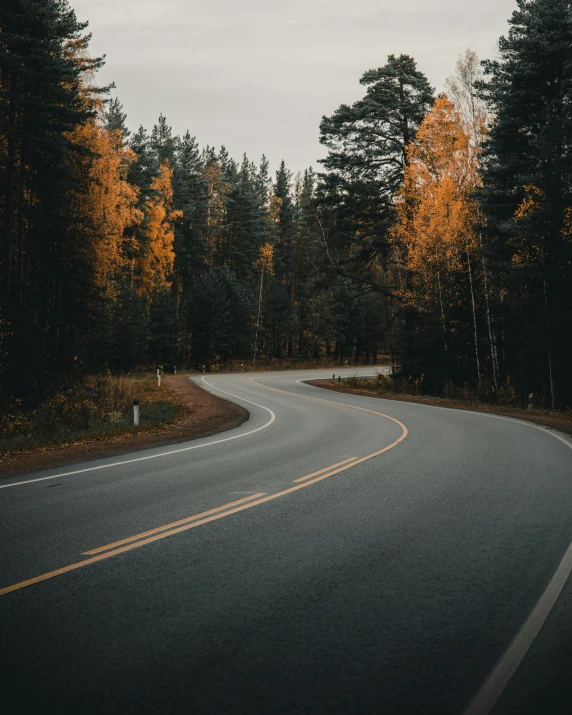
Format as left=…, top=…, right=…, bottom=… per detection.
left=129, top=125, right=157, bottom=197
left=274, top=161, right=295, bottom=238
left=186, top=268, right=232, bottom=369
left=172, top=131, right=206, bottom=303
left=0, top=0, right=106, bottom=396
left=173, top=131, right=203, bottom=210
left=225, top=156, right=268, bottom=280
left=201, top=156, right=231, bottom=266
left=148, top=283, right=179, bottom=367
left=478, top=0, right=572, bottom=406
left=110, top=277, right=149, bottom=370
left=104, top=97, right=131, bottom=142
left=150, top=114, right=178, bottom=168
left=318, top=54, right=434, bottom=287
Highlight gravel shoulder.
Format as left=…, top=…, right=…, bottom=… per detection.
left=0, top=375, right=248, bottom=479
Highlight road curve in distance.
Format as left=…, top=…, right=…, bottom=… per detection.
left=0, top=367, right=570, bottom=714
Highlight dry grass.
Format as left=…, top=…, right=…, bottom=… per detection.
left=326, top=374, right=572, bottom=423
left=0, top=374, right=188, bottom=455
left=186, top=356, right=391, bottom=374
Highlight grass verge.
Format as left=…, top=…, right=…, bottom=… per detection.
left=185, top=356, right=391, bottom=374
left=311, top=376, right=572, bottom=437
left=0, top=374, right=188, bottom=456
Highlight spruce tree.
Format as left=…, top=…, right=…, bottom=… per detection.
left=478, top=0, right=572, bottom=405
left=224, top=156, right=269, bottom=280
left=274, top=160, right=295, bottom=238
left=0, top=0, right=105, bottom=397
left=150, top=114, right=178, bottom=168
left=104, top=97, right=131, bottom=142
left=172, top=131, right=207, bottom=283
left=129, top=125, right=157, bottom=197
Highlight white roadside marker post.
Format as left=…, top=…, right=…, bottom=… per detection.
left=133, top=399, right=139, bottom=426
left=157, top=367, right=161, bottom=387
left=528, top=392, right=534, bottom=413
left=174, top=365, right=177, bottom=375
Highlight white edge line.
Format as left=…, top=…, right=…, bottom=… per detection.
left=300, top=378, right=572, bottom=449
left=3, top=370, right=572, bottom=707
left=0, top=377, right=275, bottom=490
left=300, top=377, right=572, bottom=715
left=464, top=540, right=572, bottom=715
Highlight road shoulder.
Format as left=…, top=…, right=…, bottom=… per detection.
left=307, top=379, right=572, bottom=438
left=0, top=375, right=248, bottom=479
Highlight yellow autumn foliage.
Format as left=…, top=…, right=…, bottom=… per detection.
left=256, top=242, right=274, bottom=275
left=67, top=120, right=142, bottom=303
left=392, top=95, right=479, bottom=312
left=137, top=163, right=182, bottom=296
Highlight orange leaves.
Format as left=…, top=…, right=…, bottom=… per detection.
left=255, top=242, right=274, bottom=275
left=268, top=195, right=283, bottom=224
left=67, top=120, right=182, bottom=303
left=67, top=120, right=142, bottom=302
left=514, top=184, right=544, bottom=221
left=137, top=164, right=181, bottom=297
left=562, top=207, right=572, bottom=243
left=512, top=185, right=548, bottom=264
left=406, top=95, right=476, bottom=191
left=393, top=95, right=479, bottom=309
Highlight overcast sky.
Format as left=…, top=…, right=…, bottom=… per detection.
left=73, top=0, right=516, bottom=176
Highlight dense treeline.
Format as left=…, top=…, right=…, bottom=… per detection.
left=394, top=0, right=572, bottom=409
left=317, top=0, right=572, bottom=408
left=1, top=0, right=571, bottom=409
left=0, top=1, right=390, bottom=406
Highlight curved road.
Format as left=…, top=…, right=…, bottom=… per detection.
left=0, top=368, right=571, bottom=714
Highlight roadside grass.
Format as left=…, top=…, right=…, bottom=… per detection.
left=0, top=374, right=188, bottom=456
left=183, top=355, right=391, bottom=374
left=321, top=375, right=572, bottom=427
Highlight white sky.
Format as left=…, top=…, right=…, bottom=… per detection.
left=73, top=0, right=516, bottom=175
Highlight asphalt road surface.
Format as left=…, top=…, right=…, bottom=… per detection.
left=1, top=368, right=571, bottom=714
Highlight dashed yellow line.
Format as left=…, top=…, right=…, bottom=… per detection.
left=83, top=493, right=266, bottom=556
left=293, top=457, right=358, bottom=483
left=0, top=378, right=408, bottom=597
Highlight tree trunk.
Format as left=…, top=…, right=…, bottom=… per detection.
left=253, top=264, right=264, bottom=365
left=466, top=243, right=481, bottom=385
left=478, top=230, right=500, bottom=394
left=2, top=77, right=18, bottom=300
left=436, top=270, right=448, bottom=352
left=542, top=265, right=556, bottom=410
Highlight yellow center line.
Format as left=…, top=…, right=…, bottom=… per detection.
left=0, top=378, right=408, bottom=598
left=86, top=458, right=359, bottom=557
left=248, top=375, right=408, bottom=435
left=293, top=457, right=358, bottom=483
left=83, top=493, right=267, bottom=556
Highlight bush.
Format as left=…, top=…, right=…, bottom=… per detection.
left=0, top=374, right=187, bottom=455
left=330, top=372, right=571, bottom=416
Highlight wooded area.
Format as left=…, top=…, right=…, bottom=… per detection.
left=1, top=0, right=571, bottom=410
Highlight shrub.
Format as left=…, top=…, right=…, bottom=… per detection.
left=0, top=374, right=187, bottom=455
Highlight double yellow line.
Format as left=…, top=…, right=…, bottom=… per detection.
left=0, top=379, right=407, bottom=597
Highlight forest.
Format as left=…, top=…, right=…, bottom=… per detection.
left=1, top=0, right=571, bottom=413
